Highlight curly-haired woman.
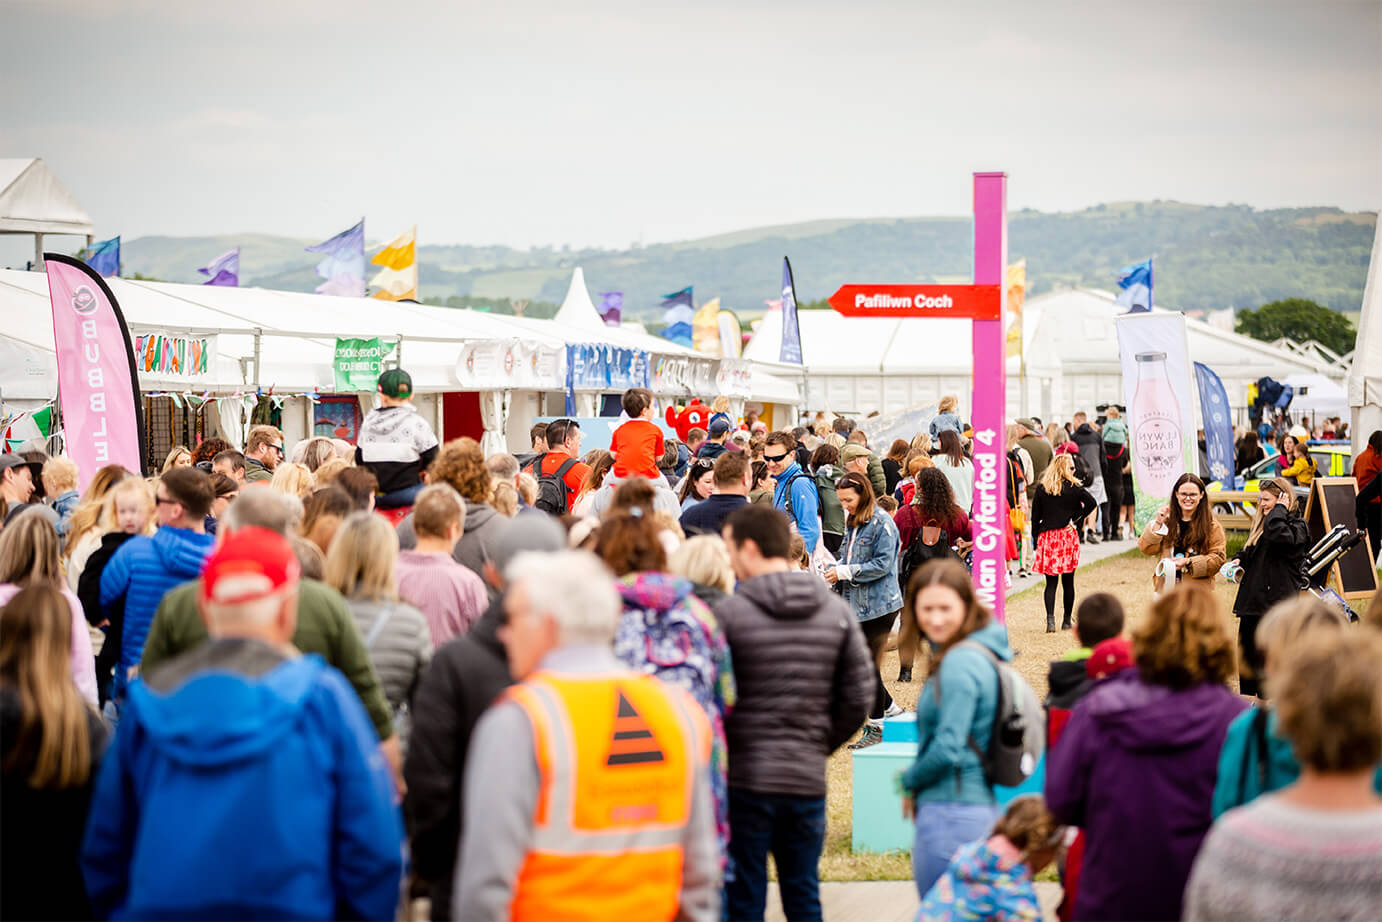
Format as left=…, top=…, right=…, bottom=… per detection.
left=1045, top=584, right=1247, bottom=922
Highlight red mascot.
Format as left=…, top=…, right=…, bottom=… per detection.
left=665, top=399, right=711, bottom=441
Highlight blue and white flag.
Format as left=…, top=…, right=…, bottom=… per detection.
left=780, top=257, right=803, bottom=364
left=1194, top=361, right=1234, bottom=483
left=82, top=236, right=121, bottom=278
left=1115, top=258, right=1153, bottom=312
left=661, top=286, right=694, bottom=347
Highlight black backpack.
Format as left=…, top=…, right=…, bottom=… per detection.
left=899, top=520, right=956, bottom=593
left=533, top=453, right=578, bottom=515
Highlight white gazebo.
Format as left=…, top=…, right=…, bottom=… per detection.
left=1349, top=221, right=1382, bottom=452
left=0, top=159, right=93, bottom=268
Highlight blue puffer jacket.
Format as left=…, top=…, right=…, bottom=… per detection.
left=903, top=621, right=1012, bottom=805
left=81, top=644, right=403, bottom=920
left=836, top=507, right=902, bottom=621
left=100, top=526, right=215, bottom=704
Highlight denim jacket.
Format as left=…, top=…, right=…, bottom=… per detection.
left=836, top=507, right=903, bottom=621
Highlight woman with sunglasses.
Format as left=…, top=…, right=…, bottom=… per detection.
left=679, top=458, right=716, bottom=512
left=1228, top=477, right=1311, bottom=697
left=1139, top=473, right=1226, bottom=595
left=826, top=472, right=904, bottom=750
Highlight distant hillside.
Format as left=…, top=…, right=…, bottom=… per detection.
left=118, top=203, right=1376, bottom=319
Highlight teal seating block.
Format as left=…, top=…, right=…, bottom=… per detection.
left=851, top=748, right=1050, bottom=855
left=882, top=712, right=918, bottom=743
left=851, top=742, right=915, bottom=854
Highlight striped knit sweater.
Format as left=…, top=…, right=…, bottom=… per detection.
left=1184, top=793, right=1382, bottom=921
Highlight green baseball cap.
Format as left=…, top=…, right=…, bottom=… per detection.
left=377, top=368, right=413, bottom=398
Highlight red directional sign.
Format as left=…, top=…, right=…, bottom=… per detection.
left=827, top=284, right=1001, bottom=319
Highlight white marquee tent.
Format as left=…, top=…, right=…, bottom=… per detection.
left=1349, top=221, right=1382, bottom=452
left=747, top=288, right=1348, bottom=422
left=0, top=159, right=93, bottom=267
left=0, top=265, right=805, bottom=451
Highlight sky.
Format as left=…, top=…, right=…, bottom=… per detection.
left=2, top=0, right=1380, bottom=253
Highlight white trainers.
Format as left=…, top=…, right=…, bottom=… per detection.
left=884, top=701, right=904, bottom=718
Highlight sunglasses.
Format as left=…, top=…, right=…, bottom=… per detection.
left=155, top=495, right=178, bottom=506
left=764, top=452, right=790, bottom=463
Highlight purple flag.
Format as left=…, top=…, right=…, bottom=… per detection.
left=306, top=219, right=365, bottom=296
left=198, top=248, right=239, bottom=287
left=597, top=291, right=623, bottom=326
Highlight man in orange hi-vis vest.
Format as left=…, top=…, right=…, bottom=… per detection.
left=452, top=550, right=719, bottom=922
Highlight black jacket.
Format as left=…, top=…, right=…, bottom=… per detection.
left=1233, top=505, right=1311, bottom=616
left=78, top=531, right=136, bottom=705
left=1, top=688, right=108, bottom=921
left=1045, top=657, right=1094, bottom=711
left=711, top=571, right=874, bottom=797
left=1030, top=484, right=1098, bottom=541
left=403, top=594, right=513, bottom=921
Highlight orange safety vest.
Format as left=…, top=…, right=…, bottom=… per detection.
left=504, top=669, right=711, bottom=922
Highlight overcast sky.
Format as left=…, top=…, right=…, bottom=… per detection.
left=3, top=0, right=1380, bottom=251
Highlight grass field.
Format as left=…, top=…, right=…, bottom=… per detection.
left=816, top=549, right=1242, bottom=881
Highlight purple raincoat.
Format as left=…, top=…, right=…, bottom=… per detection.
left=1044, top=670, right=1246, bottom=921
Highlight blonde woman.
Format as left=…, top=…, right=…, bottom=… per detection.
left=490, top=480, right=518, bottom=518
left=312, top=457, right=350, bottom=487
left=74, top=478, right=156, bottom=701
left=0, top=515, right=97, bottom=708
left=323, top=513, right=432, bottom=721
left=1228, top=477, right=1311, bottom=696
left=668, top=534, right=735, bottom=608
left=0, top=585, right=108, bottom=920
left=269, top=461, right=314, bottom=500
left=63, top=465, right=131, bottom=590
left=160, top=446, right=192, bottom=474
left=1030, top=454, right=1097, bottom=632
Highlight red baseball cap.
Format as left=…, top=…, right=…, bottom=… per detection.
left=201, top=526, right=300, bottom=604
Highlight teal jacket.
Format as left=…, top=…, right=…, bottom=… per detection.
left=903, top=622, right=1011, bottom=805
left=1212, top=706, right=1382, bottom=818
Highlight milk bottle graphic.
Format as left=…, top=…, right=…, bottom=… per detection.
left=1133, top=351, right=1183, bottom=500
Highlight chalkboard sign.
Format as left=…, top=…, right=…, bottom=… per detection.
left=1303, top=477, right=1379, bottom=600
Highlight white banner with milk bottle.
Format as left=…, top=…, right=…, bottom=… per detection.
left=1115, top=312, right=1197, bottom=531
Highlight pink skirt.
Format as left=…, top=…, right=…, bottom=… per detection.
left=1035, top=525, right=1080, bottom=575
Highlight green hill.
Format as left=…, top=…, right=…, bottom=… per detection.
left=116, top=203, right=1375, bottom=319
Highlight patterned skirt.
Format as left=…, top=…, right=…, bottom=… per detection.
left=1035, top=524, right=1081, bottom=575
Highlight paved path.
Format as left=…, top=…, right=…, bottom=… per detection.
left=764, top=880, right=1064, bottom=921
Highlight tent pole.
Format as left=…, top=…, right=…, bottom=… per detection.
left=34, top=233, right=43, bottom=270
left=252, top=328, right=262, bottom=388
left=396, top=335, right=404, bottom=370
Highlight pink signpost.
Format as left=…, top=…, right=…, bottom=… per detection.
left=828, top=171, right=1009, bottom=622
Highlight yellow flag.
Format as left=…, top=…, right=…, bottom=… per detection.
left=693, top=297, right=722, bottom=355
left=1005, top=259, right=1026, bottom=360
left=370, top=225, right=418, bottom=300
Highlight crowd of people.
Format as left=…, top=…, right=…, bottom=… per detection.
left=0, top=375, right=1379, bottom=921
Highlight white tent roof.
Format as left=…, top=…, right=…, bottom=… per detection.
left=1025, top=288, right=1343, bottom=380
left=1282, top=373, right=1348, bottom=419
left=544, top=266, right=702, bottom=358
left=744, top=304, right=1009, bottom=376
left=0, top=159, right=93, bottom=236
left=1348, top=221, right=1382, bottom=443
left=0, top=267, right=805, bottom=407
